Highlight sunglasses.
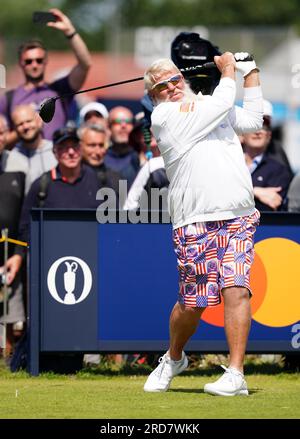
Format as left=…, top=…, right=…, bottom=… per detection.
left=85, top=143, right=106, bottom=148
left=55, top=143, right=81, bottom=153
left=23, top=57, right=45, bottom=66
left=111, top=118, right=134, bottom=125
left=151, top=74, right=182, bottom=92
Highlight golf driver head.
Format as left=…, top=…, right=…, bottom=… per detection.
left=39, top=97, right=56, bottom=123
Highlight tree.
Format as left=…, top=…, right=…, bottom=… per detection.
left=1, top=0, right=300, bottom=62
left=120, top=0, right=300, bottom=28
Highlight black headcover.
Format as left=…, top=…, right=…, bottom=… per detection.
left=171, top=32, right=221, bottom=95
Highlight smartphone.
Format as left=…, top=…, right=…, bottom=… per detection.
left=33, top=11, right=57, bottom=25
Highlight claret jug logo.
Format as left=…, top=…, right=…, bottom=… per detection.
left=47, top=256, right=92, bottom=305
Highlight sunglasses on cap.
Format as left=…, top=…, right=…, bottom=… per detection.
left=23, top=57, right=45, bottom=66
left=111, top=117, right=134, bottom=125
left=151, top=74, right=182, bottom=93
left=55, top=142, right=81, bottom=152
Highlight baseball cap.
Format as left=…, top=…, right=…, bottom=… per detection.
left=263, top=99, right=273, bottom=118
left=263, top=100, right=273, bottom=130
left=52, top=126, right=79, bottom=145
left=79, top=102, right=109, bottom=123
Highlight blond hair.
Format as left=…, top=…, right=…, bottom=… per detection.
left=144, top=58, right=181, bottom=91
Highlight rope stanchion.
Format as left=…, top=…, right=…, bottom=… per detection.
left=0, top=229, right=9, bottom=359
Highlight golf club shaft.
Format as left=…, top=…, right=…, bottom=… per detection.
left=56, top=76, right=144, bottom=101
left=54, top=61, right=220, bottom=102
left=181, top=55, right=254, bottom=73
left=50, top=56, right=254, bottom=102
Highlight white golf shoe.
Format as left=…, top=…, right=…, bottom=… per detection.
left=143, top=351, right=188, bottom=392
left=204, top=365, right=249, bottom=396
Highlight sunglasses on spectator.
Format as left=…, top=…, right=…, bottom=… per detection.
left=55, top=143, right=81, bottom=152
left=111, top=118, right=134, bottom=125
left=85, top=143, right=106, bottom=148
left=151, top=74, right=182, bottom=92
left=23, top=58, right=45, bottom=66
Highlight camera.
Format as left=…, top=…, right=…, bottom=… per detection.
left=33, top=11, right=57, bottom=25
left=171, top=32, right=221, bottom=95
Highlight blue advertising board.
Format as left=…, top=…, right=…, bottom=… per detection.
left=29, top=210, right=300, bottom=375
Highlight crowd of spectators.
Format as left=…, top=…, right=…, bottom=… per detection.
left=1, top=8, right=299, bottom=369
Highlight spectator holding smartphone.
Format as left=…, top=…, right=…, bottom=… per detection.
left=0, top=8, right=92, bottom=148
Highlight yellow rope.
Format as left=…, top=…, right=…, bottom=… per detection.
left=0, top=237, right=28, bottom=247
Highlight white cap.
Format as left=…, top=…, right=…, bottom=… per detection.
left=263, top=99, right=273, bottom=118
left=79, top=102, right=109, bottom=122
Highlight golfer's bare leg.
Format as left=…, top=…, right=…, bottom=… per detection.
left=222, top=286, right=251, bottom=373
left=169, top=302, right=205, bottom=360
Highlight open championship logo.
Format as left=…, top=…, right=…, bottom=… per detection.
left=47, top=256, right=92, bottom=305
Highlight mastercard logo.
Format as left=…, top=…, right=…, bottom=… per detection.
left=202, top=238, right=300, bottom=328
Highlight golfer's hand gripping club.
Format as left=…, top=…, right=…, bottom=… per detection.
left=180, top=53, right=256, bottom=75
left=234, top=52, right=258, bottom=77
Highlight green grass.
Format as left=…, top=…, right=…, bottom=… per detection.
left=0, top=362, right=299, bottom=419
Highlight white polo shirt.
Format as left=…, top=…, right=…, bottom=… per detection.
left=151, top=77, right=263, bottom=229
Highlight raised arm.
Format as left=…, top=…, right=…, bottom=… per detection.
left=228, top=52, right=263, bottom=134
left=47, top=8, right=92, bottom=91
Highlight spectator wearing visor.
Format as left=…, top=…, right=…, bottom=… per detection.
left=79, top=102, right=109, bottom=130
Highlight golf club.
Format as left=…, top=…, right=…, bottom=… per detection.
left=39, top=55, right=254, bottom=123
left=39, top=76, right=144, bottom=123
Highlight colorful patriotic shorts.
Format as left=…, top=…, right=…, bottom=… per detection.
left=173, top=209, right=260, bottom=308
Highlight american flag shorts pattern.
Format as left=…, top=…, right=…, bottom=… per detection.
left=173, top=209, right=260, bottom=308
